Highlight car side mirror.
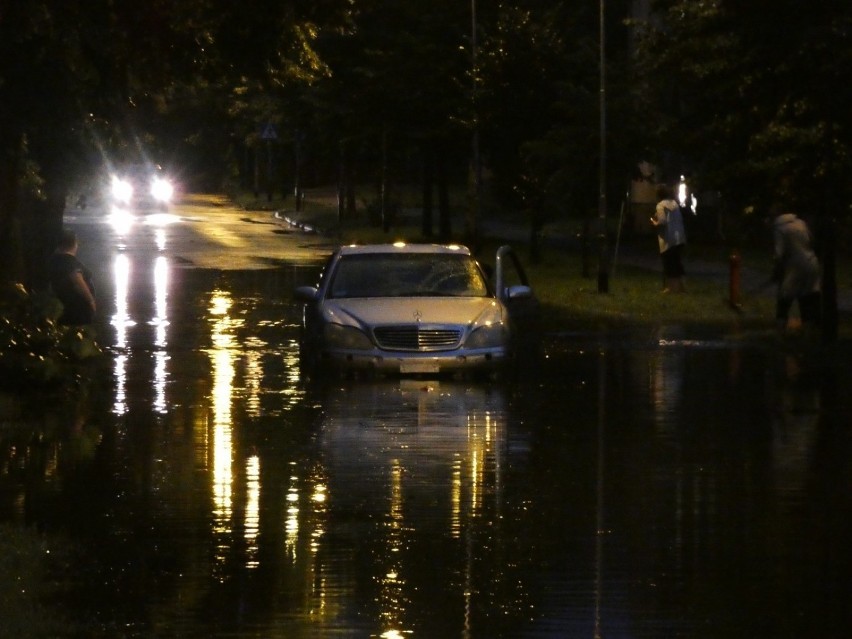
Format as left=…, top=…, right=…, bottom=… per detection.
left=506, top=284, right=533, bottom=300
left=294, top=286, right=319, bottom=302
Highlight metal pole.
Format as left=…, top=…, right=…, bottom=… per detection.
left=597, top=0, right=609, bottom=293
left=468, top=0, right=480, bottom=244
left=611, top=192, right=626, bottom=277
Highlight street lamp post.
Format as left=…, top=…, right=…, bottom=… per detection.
left=468, top=0, right=481, bottom=245
left=597, top=0, right=609, bottom=293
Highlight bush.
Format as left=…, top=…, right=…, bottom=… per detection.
left=0, top=282, right=102, bottom=389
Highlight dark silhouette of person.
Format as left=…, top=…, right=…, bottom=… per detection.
left=48, top=229, right=97, bottom=325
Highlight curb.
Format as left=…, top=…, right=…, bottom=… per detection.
left=276, top=211, right=323, bottom=235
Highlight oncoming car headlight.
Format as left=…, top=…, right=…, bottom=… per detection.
left=324, top=324, right=373, bottom=350
left=465, top=322, right=507, bottom=350
left=151, top=177, right=174, bottom=203
left=111, top=176, right=133, bottom=203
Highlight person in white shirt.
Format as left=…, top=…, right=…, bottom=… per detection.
left=769, top=203, right=820, bottom=333
left=650, top=184, right=687, bottom=293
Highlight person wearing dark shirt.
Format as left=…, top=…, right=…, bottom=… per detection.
left=48, top=229, right=97, bottom=325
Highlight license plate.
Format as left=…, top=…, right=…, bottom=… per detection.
left=399, top=360, right=439, bottom=374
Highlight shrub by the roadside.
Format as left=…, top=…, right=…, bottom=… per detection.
left=0, top=283, right=102, bottom=389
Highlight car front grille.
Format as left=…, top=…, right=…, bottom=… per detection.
left=373, top=325, right=462, bottom=351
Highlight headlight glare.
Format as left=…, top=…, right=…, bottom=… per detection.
left=151, top=177, right=173, bottom=202
left=111, top=176, right=133, bottom=202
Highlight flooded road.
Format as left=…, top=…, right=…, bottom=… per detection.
left=1, top=203, right=850, bottom=637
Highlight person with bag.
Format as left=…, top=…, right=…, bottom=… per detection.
left=650, top=184, right=687, bottom=293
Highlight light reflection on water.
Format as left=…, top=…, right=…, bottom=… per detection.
left=2, top=249, right=851, bottom=637
left=315, top=380, right=510, bottom=638
left=152, top=255, right=169, bottom=414
left=244, top=454, right=260, bottom=569
left=111, top=253, right=133, bottom=415
left=208, top=289, right=239, bottom=576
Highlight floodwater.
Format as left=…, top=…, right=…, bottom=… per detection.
left=1, top=216, right=851, bottom=638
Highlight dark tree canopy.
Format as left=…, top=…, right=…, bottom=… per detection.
left=633, top=0, right=852, bottom=214
left=0, top=0, right=348, bottom=284
left=2, top=0, right=851, bottom=289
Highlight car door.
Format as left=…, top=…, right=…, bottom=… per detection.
left=494, top=245, right=538, bottom=322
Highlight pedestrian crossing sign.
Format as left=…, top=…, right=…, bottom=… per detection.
left=261, top=123, right=278, bottom=140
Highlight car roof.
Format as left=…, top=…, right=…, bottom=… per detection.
left=336, top=243, right=472, bottom=256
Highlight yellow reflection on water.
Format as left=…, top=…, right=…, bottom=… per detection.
left=312, top=484, right=327, bottom=503
left=317, top=382, right=507, bottom=634
left=378, top=459, right=408, bottom=637
left=470, top=448, right=481, bottom=514
left=242, top=336, right=264, bottom=418
left=311, top=483, right=327, bottom=555
left=286, top=474, right=300, bottom=561
left=283, top=337, right=302, bottom=389
left=245, top=454, right=260, bottom=569
left=207, top=289, right=243, bottom=574
left=451, top=458, right=462, bottom=538
left=467, top=411, right=497, bottom=517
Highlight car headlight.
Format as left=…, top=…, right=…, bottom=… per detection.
left=324, top=323, right=373, bottom=350
left=151, top=177, right=173, bottom=202
left=465, top=321, right=507, bottom=349
left=111, top=176, right=133, bottom=203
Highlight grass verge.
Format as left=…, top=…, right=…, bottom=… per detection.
left=233, top=187, right=846, bottom=333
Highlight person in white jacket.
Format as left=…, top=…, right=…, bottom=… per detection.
left=650, top=184, right=687, bottom=293
left=770, top=203, right=821, bottom=333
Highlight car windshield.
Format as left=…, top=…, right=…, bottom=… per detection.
left=328, top=253, right=491, bottom=299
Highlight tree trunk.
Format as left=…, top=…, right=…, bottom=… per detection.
left=24, top=193, right=65, bottom=291
left=0, top=135, right=24, bottom=284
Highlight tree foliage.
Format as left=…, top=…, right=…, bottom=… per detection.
left=4, top=0, right=851, bottom=290
left=0, top=0, right=348, bottom=284
left=632, top=0, right=852, bottom=215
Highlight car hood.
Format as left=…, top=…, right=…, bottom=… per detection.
left=322, top=297, right=504, bottom=328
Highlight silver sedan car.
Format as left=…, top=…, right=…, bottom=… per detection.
left=294, top=243, right=537, bottom=378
